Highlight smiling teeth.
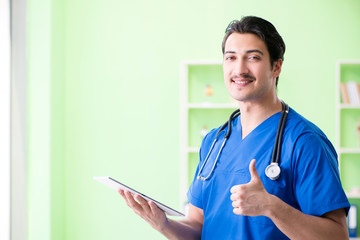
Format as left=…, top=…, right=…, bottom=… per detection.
left=234, top=80, right=250, bottom=84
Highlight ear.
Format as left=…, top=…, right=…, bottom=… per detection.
left=272, top=59, right=283, bottom=79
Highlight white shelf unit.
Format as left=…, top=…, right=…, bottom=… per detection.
left=336, top=60, right=360, bottom=177
left=179, top=60, right=237, bottom=211
left=336, top=61, right=360, bottom=239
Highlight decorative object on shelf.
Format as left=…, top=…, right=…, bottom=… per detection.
left=350, top=187, right=360, bottom=197
left=204, top=84, right=213, bottom=97
left=340, top=82, right=351, bottom=104
left=200, top=126, right=209, bottom=138
left=357, top=118, right=360, bottom=146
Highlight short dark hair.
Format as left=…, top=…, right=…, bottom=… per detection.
left=222, top=16, right=286, bottom=85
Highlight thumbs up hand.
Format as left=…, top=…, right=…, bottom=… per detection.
left=230, top=159, right=272, bottom=216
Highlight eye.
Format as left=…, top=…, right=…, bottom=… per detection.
left=225, top=55, right=235, bottom=61
left=248, top=56, right=260, bottom=61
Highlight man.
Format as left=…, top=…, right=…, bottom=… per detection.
left=119, top=16, right=350, bottom=239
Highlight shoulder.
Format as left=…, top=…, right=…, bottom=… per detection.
left=285, top=108, right=332, bottom=146
left=286, top=108, right=325, bottom=136
left=284, top=108, right=337, bottom=161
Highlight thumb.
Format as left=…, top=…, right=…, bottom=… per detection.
left=249, top=159, right=260, bottom=183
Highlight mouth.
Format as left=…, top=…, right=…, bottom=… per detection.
left=233, top=79, right=253, bottom=84
left=231, top=76, right=255, bottom=87
left=231, top=74, right=256, bottom=85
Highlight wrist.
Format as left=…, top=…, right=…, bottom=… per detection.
left=264, top=193, right=281, bottom=218
left=156, top=216, right=170, bottom=233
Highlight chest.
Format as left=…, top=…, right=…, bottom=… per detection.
left=199, top=121, right=296, bottom=212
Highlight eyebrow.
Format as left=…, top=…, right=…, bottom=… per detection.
left=224, top=50, right=236, bottom=54
left=246, top=49, right=264, bottom=55
left=224, top=49, right=264, bottom=55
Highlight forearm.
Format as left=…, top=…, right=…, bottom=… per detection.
left=157, top=218, right=202, bottom=240
left=267, top=195, right=348, bottom=240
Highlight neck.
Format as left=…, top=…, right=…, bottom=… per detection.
left=239, top=98, right=282, bottom=139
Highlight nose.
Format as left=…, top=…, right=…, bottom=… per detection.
left=234, top=59, right=248, bottom=76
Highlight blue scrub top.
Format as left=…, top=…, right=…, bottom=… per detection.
left=187, top=108, right=350, bottom=239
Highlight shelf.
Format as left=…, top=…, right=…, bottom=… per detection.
left=340, top=104, right=360, bottom=109
left=181, top=59, right=222, bottom=66
left=339, top=148, right=360, bottom=154
left=346, top=192, right=360, bottom=199
left=187, top=103, right=237, bottom=109
left=186, top=147, right=200, bottom=153
left=337, top=60, right=360, bottom=65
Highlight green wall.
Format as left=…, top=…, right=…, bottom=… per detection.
left=27, top=0, right=360, bottom=239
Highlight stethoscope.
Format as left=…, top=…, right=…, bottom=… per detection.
left=197, top=101, right=289, bottom=181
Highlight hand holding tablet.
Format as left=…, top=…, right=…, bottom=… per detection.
left=93, top=176, right=184, bottom=217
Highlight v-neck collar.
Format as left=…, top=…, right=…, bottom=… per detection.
left=233, top=110, right=283, bottom=142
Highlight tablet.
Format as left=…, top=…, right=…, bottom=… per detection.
left=93, top=176, right=185, bottom=217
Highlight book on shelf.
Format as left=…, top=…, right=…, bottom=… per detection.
left=340, top=82, right=350, bottom=104
left=340, top=81, right=360, bottom=105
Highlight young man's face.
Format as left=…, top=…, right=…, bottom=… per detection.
left=223, top=32, right=282, bottom=105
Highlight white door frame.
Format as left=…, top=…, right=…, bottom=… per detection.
left=0, top=0, right=11, bottom=238
left=10, top=0, right=28, bottom=239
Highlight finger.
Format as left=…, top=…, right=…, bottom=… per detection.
left=119, top=189, right=132, bottom=204
left=232, top=199, right=240, bottom=208
left=134, top=194, right=150, bottom=209
left=148, top=201, right=158, bottom=211
left=230, top=185, right=239, bottom=194
left=148, top=201, right=164, bottom=215
left=249, top=159, right=260, bottom=183
left=119, top=190, right=133, bottom=208
left=230, top=192, right=239, bottom=201
left=118, top=189, right=125, bottom=197
left=233, top=207, right=244, bottom=215
left=124, top=191, right=142, bottom=209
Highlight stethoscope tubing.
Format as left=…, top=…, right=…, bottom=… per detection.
left=197, top=101, right=289, bottom=181
left=271, top=101, right=289, bottom=164
left=274, top=104, right=289, bottom=164
left=197, top=109, right=240, bottom=181
left=197, top=138, right=227, bottom=181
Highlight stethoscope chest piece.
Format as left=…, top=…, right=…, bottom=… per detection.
left=265, top=163, right=281, bottom=180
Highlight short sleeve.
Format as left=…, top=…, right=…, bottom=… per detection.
left=292, top=133, right=350, bottom=216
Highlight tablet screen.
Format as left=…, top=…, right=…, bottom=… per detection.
left=93, top=176, right=185, bottom=217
